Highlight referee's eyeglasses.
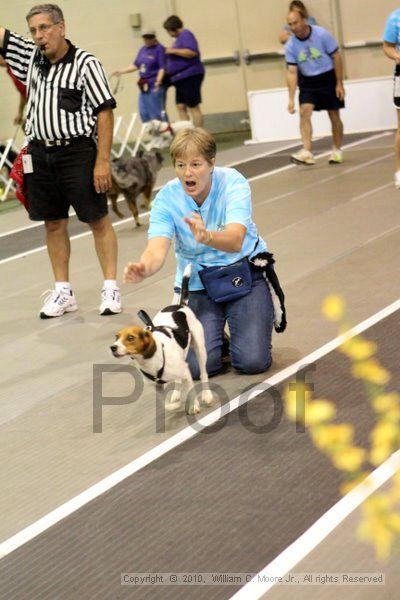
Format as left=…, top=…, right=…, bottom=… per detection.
left=28, top=23, right=60, bottom=37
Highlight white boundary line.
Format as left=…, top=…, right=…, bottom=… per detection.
left=224, top=139, right=307, bottom=167
left=1, top=297, right=399, bottom=560
left=231, top=450, right=400, bottom=599
left=248, top=131, right=391, bottom=183
left=0, top=220, right=44, bottom=239
left=256, top=152, right=394, bottom=210
left=0, top=130, right=391, bottom=252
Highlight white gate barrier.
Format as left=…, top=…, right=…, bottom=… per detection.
left=0, top=137, right=17, bottom=202
left=112, top=113, right=138, bottom=157
left=247, top=76, right=396, bottom=144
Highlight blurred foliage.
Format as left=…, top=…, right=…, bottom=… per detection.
left=284, top=295, right=400, bottom=560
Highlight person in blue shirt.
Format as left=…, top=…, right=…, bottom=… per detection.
left=112, top=30, right=166, bottom=123
left=285, top=9, right=345, bottom=166
left=279, top=1, right=316, bottom=45
left=124, top=128, right=278, bottom=378
left=383, top=9, right=400, bottom=188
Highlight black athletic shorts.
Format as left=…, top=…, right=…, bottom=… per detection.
left=299, top=69, right=345, bottom=111
left=26, top=137, right=108, bottom=223
left=393, top=64, right=400, bottom=108
left=175, top=73, right=204, bottom=108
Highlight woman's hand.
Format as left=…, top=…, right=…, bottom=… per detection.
left=184, top=212, right=212, bottom=245
left=123, top=262, right=147, bottom=283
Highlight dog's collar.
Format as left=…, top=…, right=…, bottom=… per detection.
left=139, top=343, right=167, bottom=384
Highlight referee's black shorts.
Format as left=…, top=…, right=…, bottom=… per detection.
left=299, top=69, right=345, bottom=111
left=26, top=137, right=108, bottom=223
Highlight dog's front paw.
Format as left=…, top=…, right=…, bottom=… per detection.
left=165, top=389, right=181, bottom=412
left=187, top=398, right=200, bottom=415
left=201, top=389, right=214, bottom=406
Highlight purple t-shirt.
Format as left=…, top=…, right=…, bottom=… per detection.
left=134, top=43, right=165, bottom=88
left=166, top=29, right=204, bottom=82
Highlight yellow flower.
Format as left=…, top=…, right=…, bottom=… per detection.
left=370, top=421, right=399, bottom=446
left=359, top=495, right=395, bottom=560
left=304, top=400, right=336, bottom=426
left=372, top=393, right=400, bottom=413
left=321, top=295, right=345, bottom=321
left=332, top=446, right=366, bottom=471
left=363, top=494, right=390, bottom=514
left=352, top=360, right=391, bottom=386
left=369, top=445, right=393, bottom=466
left=311, top=423, right=354, bottom=451
left=284, top=383, right=311, bottom=423
left=340, top=337, right=377, bottom=361
left=374, top=527, right=393, bottom=561
left=387, top=513, right=400, bottom=532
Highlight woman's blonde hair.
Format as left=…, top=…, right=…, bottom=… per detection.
left=170, top=128, right=217, bottom=165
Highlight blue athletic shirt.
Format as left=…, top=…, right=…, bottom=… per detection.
left=383, top=9, right=400, bottom=48
left=285, top=25, right=339, bottom=77
left=148, top=166, right=267, bottom=291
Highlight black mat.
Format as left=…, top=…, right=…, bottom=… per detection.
left=0, top=310, right=399, bottom=600
left=0, top=131, right=376, bottom=261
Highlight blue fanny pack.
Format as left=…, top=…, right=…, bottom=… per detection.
left=199, top=257, right=252, bottom=303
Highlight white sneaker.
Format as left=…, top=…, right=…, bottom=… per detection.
left=290, top=149, right=315, bottom=165
left=395, top=171, right=400, bottom=189
left=40, top=289, right=78, bottom=319
left=99, top=287, right=122, bottom=315
left=329, top=149, right=343, bottom=164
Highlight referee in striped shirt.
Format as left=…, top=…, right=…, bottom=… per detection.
left=0, top=4, right=122, bottom=318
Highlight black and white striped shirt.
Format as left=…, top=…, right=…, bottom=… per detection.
left=3, top=30, right=116, bottom=141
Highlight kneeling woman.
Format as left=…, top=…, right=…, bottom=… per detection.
left=124, top=128, right=283, bottom=377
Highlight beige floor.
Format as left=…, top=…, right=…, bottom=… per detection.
left=0, top=133, right=399, bottom=571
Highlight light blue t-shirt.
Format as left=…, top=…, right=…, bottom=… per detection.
left=383, top=9, right=400, bottom=49
left=148, top=166, right=267, bottom=291
left=285, top=25, right=339, bottom=77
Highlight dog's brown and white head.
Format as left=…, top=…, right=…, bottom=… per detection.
left=110, top=326, right=156, bottom=359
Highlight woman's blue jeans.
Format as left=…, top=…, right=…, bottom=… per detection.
left=138, top=87, right=165, bottom=122
left=187, top=273, right=274, bottom=378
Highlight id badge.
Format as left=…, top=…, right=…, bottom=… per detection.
left=22, top=154, right=34, bottom=174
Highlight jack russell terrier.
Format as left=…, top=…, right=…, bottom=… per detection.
left=110, top=266, right=213, bottom=415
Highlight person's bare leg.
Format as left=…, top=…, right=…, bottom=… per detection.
left=299, top=103, right=314, bottom=151
left=328, top=109, right=344, bottom=149
left=45, top=219, right=70, bottom=281
left=176, top=103, right=190, bottom=121
left=89, top=215, right=117, bottom=279
left=189, top=105, right=204, bottom=128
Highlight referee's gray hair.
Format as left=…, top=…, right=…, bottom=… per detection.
left=26, top=4, right=64, bottom=23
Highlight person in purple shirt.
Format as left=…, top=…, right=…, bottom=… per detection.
left=112, top=30, right=166, bottom=123
left=163, top=15, right=205, bottom=127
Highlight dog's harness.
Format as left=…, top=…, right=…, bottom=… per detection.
left=136, top=310, right=170, bottom=384
left=139, top=343, right=166, bottom=385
